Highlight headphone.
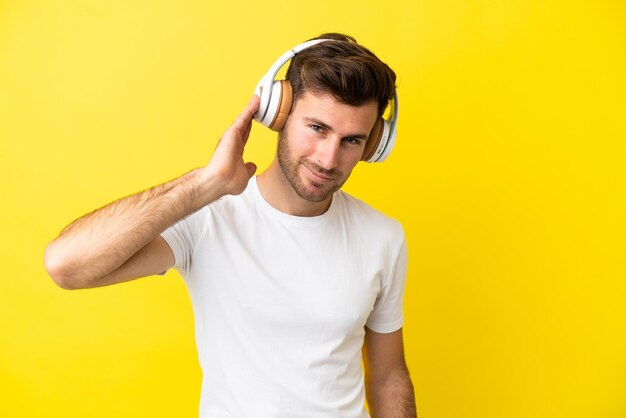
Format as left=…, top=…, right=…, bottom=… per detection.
left=253, top=39, right=399, bottom=163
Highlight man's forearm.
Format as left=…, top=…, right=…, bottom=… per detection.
left=44, top=167, right=224, bottom=287
left=366, top=366, right=417, bottom=418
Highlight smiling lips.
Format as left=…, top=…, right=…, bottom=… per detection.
left=303, top=162, right=335, bottom=183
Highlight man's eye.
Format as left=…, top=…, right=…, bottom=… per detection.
left=310, top=124, right=323, bottom=132
left=345, top=137, right=361, bottom=145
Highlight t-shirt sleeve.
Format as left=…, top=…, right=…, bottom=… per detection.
left=365, top=237, right=408, bottom=333
left=159, top=206, right=208, bottom=277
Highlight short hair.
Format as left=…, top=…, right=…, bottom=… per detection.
left=285, top=33, right=396, bottom=118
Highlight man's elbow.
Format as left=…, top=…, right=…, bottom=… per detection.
left=44, top=243, right=85, bottom=290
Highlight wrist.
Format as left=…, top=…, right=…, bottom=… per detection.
left=190, top=167, right=229, bottom=207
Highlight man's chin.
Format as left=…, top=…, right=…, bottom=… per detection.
left=296, top=188, right=331, bottom=203
left=294, top=179, right=335, bottom=203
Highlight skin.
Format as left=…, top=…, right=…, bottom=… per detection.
left=44, top=92, right=416, bottom=417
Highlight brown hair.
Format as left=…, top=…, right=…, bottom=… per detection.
left=285, top=33, right=396, bottom=118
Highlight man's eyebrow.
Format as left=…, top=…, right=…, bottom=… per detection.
left=303, top=117, right=370, bottom=139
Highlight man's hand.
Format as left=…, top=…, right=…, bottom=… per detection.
left=201, top=95, right=260, bottom=196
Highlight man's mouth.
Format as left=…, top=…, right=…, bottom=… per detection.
left=303, top=163, right=335, bottom=182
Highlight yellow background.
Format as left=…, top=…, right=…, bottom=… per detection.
left=1, top=0, right=625, bottom=417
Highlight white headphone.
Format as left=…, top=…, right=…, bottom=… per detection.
left=253, top=39, right=399, bottom=163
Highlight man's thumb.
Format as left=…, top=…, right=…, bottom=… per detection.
left=245, top=162, right=257, bottom=178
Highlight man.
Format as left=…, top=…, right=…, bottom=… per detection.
left=44, top=33, right=416, bottom=417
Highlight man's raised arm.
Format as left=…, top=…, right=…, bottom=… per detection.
left=44, top=96, right=260, bottom=290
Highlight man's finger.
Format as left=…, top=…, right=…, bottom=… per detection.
left=236, top=119, right=253, bottom=147
left=241, top=120, right=252, bottom=145
left=232, top=95, right=260, bottom=132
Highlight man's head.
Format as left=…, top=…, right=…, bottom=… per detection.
left=271, top=33, right=396, bottom=204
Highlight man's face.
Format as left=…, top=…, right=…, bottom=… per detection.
left=277, top=91, right=379, bottom=203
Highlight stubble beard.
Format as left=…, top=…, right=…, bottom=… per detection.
left=277, top=130, right=348, bottom=203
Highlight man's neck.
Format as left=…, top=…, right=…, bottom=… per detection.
left=256, top=158, right=332, bottom=217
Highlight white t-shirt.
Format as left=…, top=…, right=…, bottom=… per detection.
left=160, top=176, right=408, bottom=418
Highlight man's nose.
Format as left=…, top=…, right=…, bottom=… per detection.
left=315, top=138, right=341, bottom=171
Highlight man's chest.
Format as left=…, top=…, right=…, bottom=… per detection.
left=188, top=222, right=384, bottom=339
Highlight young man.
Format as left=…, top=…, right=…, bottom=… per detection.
left=44, top=33, right=416, bottom=417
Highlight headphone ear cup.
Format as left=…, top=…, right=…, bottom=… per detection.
left=361, top=118, right=385, bottom=161
left=260, top=80, right=281, bottom=128
left=269, top=80, right=293, bottom=131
